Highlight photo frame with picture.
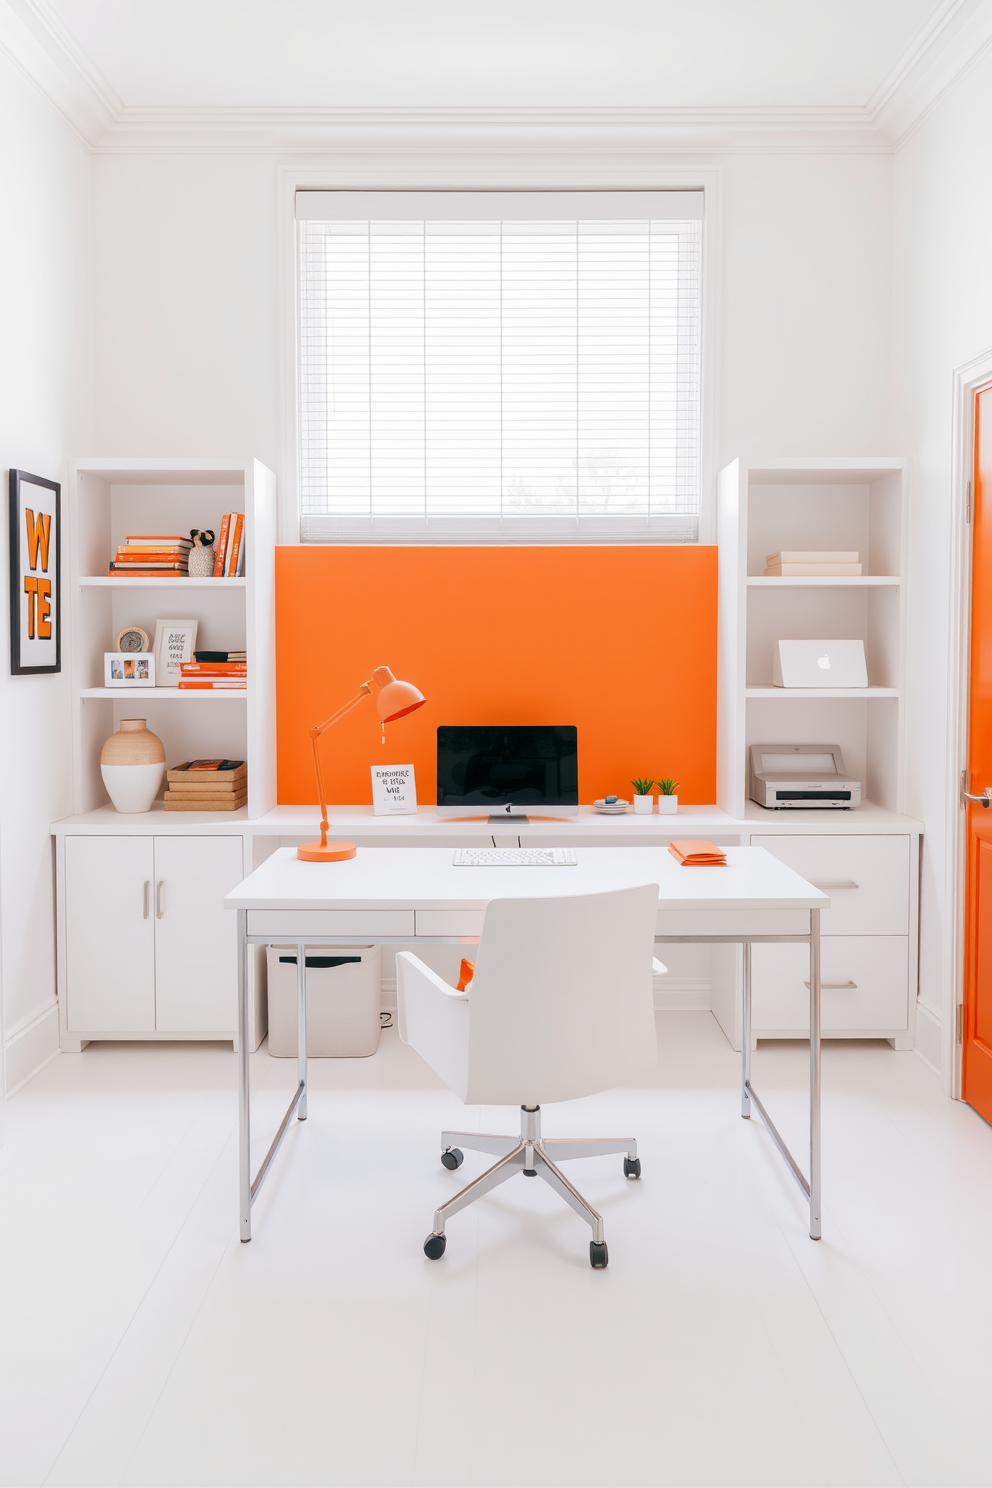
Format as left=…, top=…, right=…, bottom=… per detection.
left=104, top=652, right=155, bottom=687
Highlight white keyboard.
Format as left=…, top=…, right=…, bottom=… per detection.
left=453, top=848, right=577, bottom=867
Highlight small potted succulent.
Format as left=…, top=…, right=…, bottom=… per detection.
left=656, top=776, right=679, bottom=814
left=631, top=777, right=655, bottom=815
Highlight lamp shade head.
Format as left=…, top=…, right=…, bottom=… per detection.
left=371, top=665, right=426, bottom=724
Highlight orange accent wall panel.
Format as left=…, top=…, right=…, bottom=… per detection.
left=275, top=546, right=717, bottom=806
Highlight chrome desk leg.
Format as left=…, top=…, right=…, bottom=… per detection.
left=741, top=941, right=752, bottom=1119
left=809, top=909, right=822, bottom=1240
left=238, top=910, right=251, bottom=1243
left=297, top=940, right=308, bottom=1122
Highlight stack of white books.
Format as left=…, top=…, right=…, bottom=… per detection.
left=764, top=550, right=862, bottom=576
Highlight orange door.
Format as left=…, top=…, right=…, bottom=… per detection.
left=964, top=384, right=992, bottom=1123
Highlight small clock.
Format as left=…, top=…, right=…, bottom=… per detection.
left=116, top=625, right=150, bottom=654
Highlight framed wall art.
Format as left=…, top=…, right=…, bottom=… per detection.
left=9, top=469, right=61, bottom=675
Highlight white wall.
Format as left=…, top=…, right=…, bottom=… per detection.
left=891, top=49, right=992, bottom=1080
left=91, top=149, right=894, bottom=492
left=0, top=55, right=94, bottom=1098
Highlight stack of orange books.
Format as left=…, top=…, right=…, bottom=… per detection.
left=668, top=840, right=727, bottom=866
left=108, top=535, right=190, bottom=576
left=212, top=513, right=246, bottom=576
left=178, top=659, right=247, bottom=690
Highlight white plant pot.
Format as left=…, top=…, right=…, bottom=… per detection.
left=101, top=761, right=165, bottom=813
left=657, top=795, right=678, bottom=814
left=632, top=794, right=654, bottom=815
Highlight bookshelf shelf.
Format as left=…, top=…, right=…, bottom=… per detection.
left=68, top=458, right=275, bottom=818
left=745, top=575, right=900, bottom=589
left=79, top=687, right=249, bottom=701
left=78, top=576, right=247, bottom=589
left=744, top=686, right=900, bottom=699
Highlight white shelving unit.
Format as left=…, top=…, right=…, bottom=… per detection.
left=67, top=459, right=277, bottom=820
left=717, top=458, right=908, bottom=819
left=714, top=457, right=920, bottom=1049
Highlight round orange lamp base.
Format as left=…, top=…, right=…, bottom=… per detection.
left=296, top=840, right=357, bottom=862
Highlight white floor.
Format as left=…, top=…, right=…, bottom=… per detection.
left=2, top=1015, right=992, bottom=1488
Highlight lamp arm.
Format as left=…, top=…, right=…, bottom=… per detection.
left=308, top=684, right=373, bottom=849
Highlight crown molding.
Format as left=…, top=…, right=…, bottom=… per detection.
left=6, top=0, right=992, bottom=156
left=0, top=0, right=118, bottom=142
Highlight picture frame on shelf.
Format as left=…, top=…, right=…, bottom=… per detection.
left=153, top=617, right=198, bottom=687
left=104, top=652, right=155, bottom=687
left=9, top=468, right=61, bottom=675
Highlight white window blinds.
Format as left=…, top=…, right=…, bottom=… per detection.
left=297, top=191, right=703, bottom=543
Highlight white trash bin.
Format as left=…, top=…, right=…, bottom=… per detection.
left=266, top=945, right=381, bottom=1057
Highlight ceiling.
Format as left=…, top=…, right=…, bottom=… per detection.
left=7, top=0, right=992, bottom=147
left=41, top=0, right=941, bottom=109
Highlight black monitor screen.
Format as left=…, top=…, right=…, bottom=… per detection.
left=437, top=726, right=578, bottom=808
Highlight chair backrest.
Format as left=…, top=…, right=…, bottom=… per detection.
left=462, top=883, right=659, bottom=1107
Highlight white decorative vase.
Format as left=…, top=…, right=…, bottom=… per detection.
left=633, top=794, right=654, bottom=815
left=657, top=794, right=678, bottom=814
left=100, top=718, right=166, bottom=813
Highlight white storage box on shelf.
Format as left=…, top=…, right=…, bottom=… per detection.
left=266, top=945, right=382, bottom=1057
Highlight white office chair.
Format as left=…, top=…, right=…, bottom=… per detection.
left=396, top=884, right=664, bottom=1269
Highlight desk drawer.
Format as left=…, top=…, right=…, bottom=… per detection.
left=416, top=910, right=485, bottom=938
left=749, top=834, right=909, bottom=935
left=751, top=935, right=909, bottom=1032
left=247, top=910, right=415, bottom=938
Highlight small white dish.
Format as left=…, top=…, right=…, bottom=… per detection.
left=593, top=798, right=629, bottom=814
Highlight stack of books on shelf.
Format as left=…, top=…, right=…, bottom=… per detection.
left=213, top=513, right=246, bottom=577
left=164, top=759, right=247, bottom=812
left=764, top=551, right=862, bottom=577
left=108, top=535, right=191, bottom=577
left=177, top=650, right=247, bottom=690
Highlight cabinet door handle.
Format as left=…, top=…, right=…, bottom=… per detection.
left=811, top=880, right=859, bottom=890
left=156, top=881, right=164, bottom=919
left=805, top=980, right=858, bottom=990
left=142, top=880, right=150, bottom=919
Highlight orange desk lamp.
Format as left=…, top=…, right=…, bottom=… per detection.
left=297, top=664, right=426, bottom=863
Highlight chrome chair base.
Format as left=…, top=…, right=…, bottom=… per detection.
left=426, top=1104, right=638, bottom=1265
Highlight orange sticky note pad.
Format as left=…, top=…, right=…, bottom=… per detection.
left=668, top=840, right=727, bottom=866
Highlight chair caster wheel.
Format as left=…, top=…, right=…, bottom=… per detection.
left=424, top=1233, right=446, bottom=1259
left=441, top=1148, right=463, bottom=1170
left=589, top=1241, right=609, bottom=1269
left=624, top=1157, right=641, bottom=1179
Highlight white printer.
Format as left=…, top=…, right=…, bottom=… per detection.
left=748, top=744, right=861, bottom=809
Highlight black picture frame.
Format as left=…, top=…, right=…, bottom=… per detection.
left=9, top=468, right=61, bottom=675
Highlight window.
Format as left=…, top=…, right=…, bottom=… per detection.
left=297, top=191, right=703, bottom=543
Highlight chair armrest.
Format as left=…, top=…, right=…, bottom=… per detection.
left=396, top=951, right=471, bottom=1099
left=652, top=957, right=668, bottom=977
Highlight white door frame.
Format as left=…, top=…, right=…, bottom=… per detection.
left=944, top=347, right=992, bottom=1097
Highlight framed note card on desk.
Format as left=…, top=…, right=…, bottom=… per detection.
left=371, top=764, right=417, bottom=815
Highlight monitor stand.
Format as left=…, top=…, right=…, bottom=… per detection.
left=488, top=813, right=530, bottom=824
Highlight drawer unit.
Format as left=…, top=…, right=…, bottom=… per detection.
left=749, top=834, right=909, bottom=935
left=751, top=936, right=910, bottom=1033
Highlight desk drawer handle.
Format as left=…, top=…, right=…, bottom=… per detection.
left=811, top=880, right=859, bottom=890
left=805, top=980, right=858, bottom=990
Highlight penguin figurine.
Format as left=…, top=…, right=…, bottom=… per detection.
left=187, top=528, right=216, bottom=578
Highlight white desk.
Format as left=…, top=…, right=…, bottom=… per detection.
left=226, top=846, right=829, bottom=1242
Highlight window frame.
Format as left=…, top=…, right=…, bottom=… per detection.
left=279, top=166, right=721, bottom=548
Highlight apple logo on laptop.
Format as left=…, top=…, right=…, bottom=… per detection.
left=817, top=653, right=831, bottom=670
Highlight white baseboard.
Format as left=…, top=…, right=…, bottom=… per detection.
left=380, top=977, right=711, bottom=1013
left=4, top=1002, right=60, bottom=1098
left=914, top=1001, right=942, bottom=1076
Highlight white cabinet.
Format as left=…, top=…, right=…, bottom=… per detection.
left=61, top=834, right=245, bottom=1042
left=65, top=837, right=156, bottom=1033
left=153, top=836, right=244, bottom=1032
left=749, top=833, right=909, bottom=935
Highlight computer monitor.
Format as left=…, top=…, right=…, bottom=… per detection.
left=436, top=726, right=579, bottom=821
